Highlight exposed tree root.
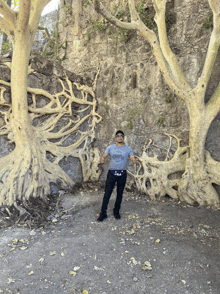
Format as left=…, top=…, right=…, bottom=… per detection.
left=128, top=134, right=220, bottom=208
left=0, top=69, right=102, bottom=206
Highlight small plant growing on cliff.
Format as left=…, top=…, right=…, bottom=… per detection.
left=1, top=40, right=12, bottom=51
left=147, top=85, right=152, bottom=95
left=82, top=0, right=91, bottom=8
left=203, top=13, right=213, bottom=30
left=112, top=88, right=118, bottom=96
left=157, top=116, right=166, bottom=128
left=94, top=21, right=104, bottom=30
left=127, top=108, right=141, bottom=130
left=38, top=14, right=68, bottom=64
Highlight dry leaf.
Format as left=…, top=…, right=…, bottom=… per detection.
left=155, top=239, right=160, bottom=243
left=28, top=271, right=34, bottom=275
left=94, top=266, right=101, bottom=270
left=181, top=280, right=186, bottom=284
left=82, top=290, right=88, bottom=294
left=12, top=238, right=18, bottom=243
left=26, top=264, right=32, bottom=268
left=20, top=246, right=27, bottom=250
left=107, top=280, right=111, bottom=284
left=142, top=260, right=152, bottom=270
left=61, top=252, right=65, bottom=256
left=69, top=271, right=76, bottom=276
left=130, top=257, right=140, bottom=265
left=6, top=278, right=15, bottom=284
left=49, top=251, right=56, bottom=256
left=73, top=266, right=80, bottom=272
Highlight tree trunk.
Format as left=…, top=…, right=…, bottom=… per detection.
left=179, top=104, right=219, bottom=206
left=0, top=34, right=50, bottom=206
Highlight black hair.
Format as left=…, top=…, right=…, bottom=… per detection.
left=115, top=130, right=124, bottom=137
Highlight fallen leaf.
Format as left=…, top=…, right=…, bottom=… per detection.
left=73, top=266, right=80, bottom=272
left=181, top=280, right=186, bottom=284
left=107, top=280, right=111, bottom=284
left=130, top=257, right=141, bottom=265
left=94, top=266, right=101, bottom=270
left=69, top=271, right=76, bottom=276
left=12, top=238, right=18, bottom=243
left=26, top=264, right=32, bottom=268
left=6, top=278, right=15, bottom=284
left=28, top=271, right=34, bottom=275
left=10, top=248, right=15, bottom=251
left=49, top=251, right=56, bottom=256
left=142, top=261, right=152, bottom=270
left=39, top=258, right=44, bottom=263
left=61, top=252, right=65, bottom=256
left=82, top=290, right=88, bottom=294
left=155, top=239, right=160, bottom=243
left=20, top=246, right=28, bottom=250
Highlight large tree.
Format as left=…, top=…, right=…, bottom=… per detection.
left=94, top=0, right=220, bottom=208
left=0, top=0, right=101, bottom=207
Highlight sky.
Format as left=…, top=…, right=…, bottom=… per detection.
left=42, top=0, right=60, bottom=16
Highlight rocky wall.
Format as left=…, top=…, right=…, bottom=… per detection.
left=56, top=0, right=220, bottom=180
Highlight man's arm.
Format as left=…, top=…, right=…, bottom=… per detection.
left=130, top=155, right=136, bottom=164
left=100, top=153, right=108, bottom=164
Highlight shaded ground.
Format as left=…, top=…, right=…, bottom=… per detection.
left=0, top=184, right=219, bottom=294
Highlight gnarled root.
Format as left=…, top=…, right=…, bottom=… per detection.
left=0, top=143, right=74, bottom=207
left=129, top=135, right=220, bottom=207
left=128, top=134, right=186, bottom=201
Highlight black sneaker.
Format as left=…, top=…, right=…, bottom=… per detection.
left=113, top=209, right=121, bottom=220
left=97, top=212, right=107, bottom=222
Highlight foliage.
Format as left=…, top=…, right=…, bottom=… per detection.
left=157, top=116, right=166, bottom=128
left=1, top=40, right=12, bottom=51
left=94, top=21, right=104, bottom=31
left=127, top=108, right=141, bottom=130
left=147, top=85, right=152, bottom=95
left=38, top=18, right=67, bottom=64
left=203, top=13, right=213, bottom=30
left=82, top=0, right=91, bottom=8
left=112, top=87, right=118, bottom=96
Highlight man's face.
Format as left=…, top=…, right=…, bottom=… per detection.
left=115, top=133, right=124, bottom=144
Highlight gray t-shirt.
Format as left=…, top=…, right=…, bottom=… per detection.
left=105, top=144, right=134, bottom=170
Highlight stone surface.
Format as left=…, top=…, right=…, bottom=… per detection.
left=57, top=0, right=220, bottom=181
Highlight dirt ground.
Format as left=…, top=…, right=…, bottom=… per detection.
left=0, top=184, right=219, bottom=294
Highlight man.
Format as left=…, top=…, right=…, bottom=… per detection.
left=97, top=130, right=135, bottom=222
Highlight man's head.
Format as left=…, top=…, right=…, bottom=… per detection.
left=115, top=130, right=124, bottom=145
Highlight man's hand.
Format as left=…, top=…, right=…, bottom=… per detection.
left=100, top=153, right=108, bottom=164
left=130, top=155, right=136, bottom=164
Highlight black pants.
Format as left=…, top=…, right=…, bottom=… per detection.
left=101, top=170, right=127, bottom=213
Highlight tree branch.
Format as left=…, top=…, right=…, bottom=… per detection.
left=29, top=0, right=51, bottom=41
left=0, top=15, right=15, bottom=44
left=206, top=80, right=220, bottom=122
left=18, top=0, right=31, bottom=33
left=94, top=0, right=138, bottom=30
left=153, top=0, right=191, bottom=91
left=128, top=0, right=140, bottom=22
left=196, top=0, right=220, bottom=100
left=0, top=0, right=15, bottom=25
left=94, top=0, right=191, bottom=103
